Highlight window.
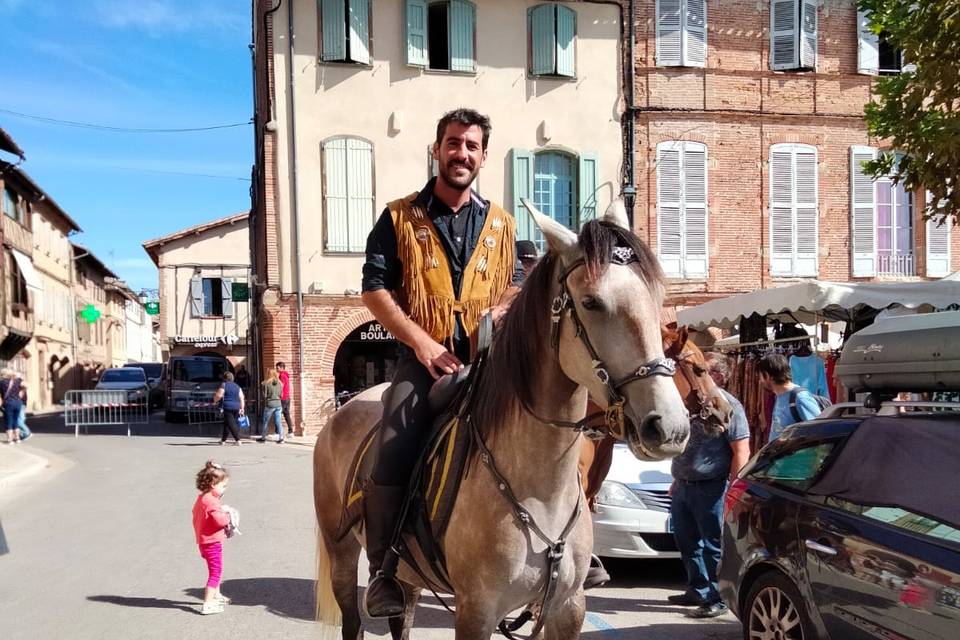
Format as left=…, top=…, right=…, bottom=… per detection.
left=3, top=186, right=24, bottom=225
left=190, top=276, right=234, bottom=318
left=319, top=0, right=371, bottom=64
left=406, top=0, right=476, bottom=72
left=770, top=143, right=818, bottom=277
left=827, top=498, right=960, bottom=547
left=850, top=147, right=917, bottom=277
left=6, top=249, right=28, bottom=309
left=656, top=0, right=706, bottom=67
left=656, top=141, right=708, bottom=278
left=926, top=195, right=951, bottom=278
left=323, top=137, right=375, bottom=253
left=529, top=4, right=576, bottom=77
left=770, top=0, right=817, bottom=71
left=858, top=10, right=905, bottom=75
left=511, top=148, right=598, bottom=253
left=752, top=442, right=836, bottom=491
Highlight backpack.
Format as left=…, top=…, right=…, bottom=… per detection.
left=789, top=387, right=831, bottom=423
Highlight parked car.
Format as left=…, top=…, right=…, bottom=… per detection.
left=720, top=312, right=960, bottom=640
left=94, top=367, right=149, bottom=405
left=127, top=362, right=164, bottom=409
left=592, top=442, right=679, bottom=559
left=164, top=355, right=230, bottom=422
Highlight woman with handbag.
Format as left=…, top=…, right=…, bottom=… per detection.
left=213, top=372, right=245, bottom=446
left=1, top=369, right=25, bottom=445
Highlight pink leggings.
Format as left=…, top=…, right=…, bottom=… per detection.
left=199, top=542, right=223, bottom=588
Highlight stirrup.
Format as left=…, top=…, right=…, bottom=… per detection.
left=364, top=571, right=406, bottom=619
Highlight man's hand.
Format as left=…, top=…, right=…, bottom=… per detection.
left=414, top=338, right=464, bottom=380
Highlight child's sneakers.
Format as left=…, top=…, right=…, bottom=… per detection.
left=215, top=593, right=231, bottom=605
left=201, top=600, right=225, bottom=615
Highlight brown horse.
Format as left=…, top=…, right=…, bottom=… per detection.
left=313, top=201, right=690, bottom=639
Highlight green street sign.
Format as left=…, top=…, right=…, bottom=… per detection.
left=80, top=304, right=101, bottom=324
left=145, top=302, right=160, bottom=316
left=231, top=282, right=249, bottom=302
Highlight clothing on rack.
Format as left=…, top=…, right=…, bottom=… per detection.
left=789, top=354, right=829, bottom=397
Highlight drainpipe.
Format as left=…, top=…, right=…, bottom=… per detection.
left=286, top=0, right=307, bottom=433
left=623, top=0, right=637, bottom=228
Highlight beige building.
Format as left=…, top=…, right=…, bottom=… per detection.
left=252, top=0, right=627, bottom=432
left=72, top=244, right=115, bottom=389
left=142, top=213, right=252, bottom=367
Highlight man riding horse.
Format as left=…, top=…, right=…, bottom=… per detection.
left=360, top=108, right=522, bottom=618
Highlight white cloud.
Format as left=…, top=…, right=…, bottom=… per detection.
left=92, top=0, right=246, bottom=36
left=26, top=40, right=146, bottom=97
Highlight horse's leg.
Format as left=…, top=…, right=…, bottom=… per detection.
left=327, top=533, right=363, bottom=640
left=387, top=585, right=421, bottom=640
left=544, top=592, right=587, bottom=640
left=453, top=599, right=498, bottom=640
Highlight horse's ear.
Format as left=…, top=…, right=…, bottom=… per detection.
left=521, top=198, right=578, bottom=256
left=676, top=324, right=690, bottom=345
left=601, top=198, right=630, bottom=230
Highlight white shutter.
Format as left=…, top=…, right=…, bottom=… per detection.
left=794, top=147, right=818, bottom=276
left=770, top=147, right=795, bottom=275
left=683, top=143, right=708, bottom=277
left=927, top=192, right=952, bottom=277
left=656, top=0, right=682, bottom=67
left=555, top=5, right=576, bottom=78
left=657, top=143, right=683, bottom=277
left=799, top=0, right=818, bottom=69
left=771, top=0, right=798, bottom=70
left=449, top=0, right=476, bottom=73
left=323, top=138, right=349, bottom=252
left=221, top=278, right=234, bottom=318
left=857, top=9, right=879, bottom=75
left=684, top=0, right=707, bottom=68
left=346, top=138, right=375, bottom=252
left=850, top=146, right=878, bottom=277
left=406, top=0, right=429, bottom=67
left=348, top=0, right=370, bottom=64
left=190, top=276, right=204, bottom=317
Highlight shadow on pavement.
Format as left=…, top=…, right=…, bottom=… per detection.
left=184, top=577, right=315, bottom=621
left=87, top=595, right=199, bottom=614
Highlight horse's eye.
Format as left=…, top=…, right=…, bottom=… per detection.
left=581, top=295, right=603, bottom=311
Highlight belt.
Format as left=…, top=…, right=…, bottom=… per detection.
left=675, top=476, right=727, bottom=485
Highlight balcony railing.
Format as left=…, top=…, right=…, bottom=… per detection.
left=877, top=253, right=916, bottom=278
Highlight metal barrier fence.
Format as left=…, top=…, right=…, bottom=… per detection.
left=64, top=389, right=150, bottom=437
left=187, top=391, right=221, bottom=426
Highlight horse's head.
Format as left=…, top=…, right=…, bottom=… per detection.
left=662, top=324, right=734, bottom=436
left=522, top=198, right=690, bottom=460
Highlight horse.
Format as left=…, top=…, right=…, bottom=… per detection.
left=313, top=200, right=691, bottom=640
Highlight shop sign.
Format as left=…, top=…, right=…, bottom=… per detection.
left=359, top=323, right=395, bottom=342
left=231, top=282, right=249, bottom=302
left=173, top=334, right=241, bottom=349
left=145, top=302, right=160, bottom=316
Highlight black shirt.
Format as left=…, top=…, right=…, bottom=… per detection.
left=362, top=179, right=524, bottom=361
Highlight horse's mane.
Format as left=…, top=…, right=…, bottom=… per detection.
left=472, top=220, right=664, bottom=438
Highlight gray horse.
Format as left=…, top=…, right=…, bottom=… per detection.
left=313, top=200, right=690, bottom=639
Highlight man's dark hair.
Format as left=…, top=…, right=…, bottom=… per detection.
left=276, top=361, right=285, bottom=369
left=435, top=108, right=492, bottom=150
left=757, top=353, right=792, bottom=385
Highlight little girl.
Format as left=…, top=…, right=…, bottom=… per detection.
left=192, top=461, right=233, bottom=615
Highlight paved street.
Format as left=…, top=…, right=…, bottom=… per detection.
left=0, top=414, right=739, bottom=640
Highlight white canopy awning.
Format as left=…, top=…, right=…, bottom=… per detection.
left=10, top=248, right=43, bottom=292
left=677, top=280, right=960, bottom=330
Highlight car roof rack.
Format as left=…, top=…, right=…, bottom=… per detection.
left=821, top=399, right=960, bottom=419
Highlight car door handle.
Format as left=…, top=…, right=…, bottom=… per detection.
left=805, top=539, right=838, bottom=556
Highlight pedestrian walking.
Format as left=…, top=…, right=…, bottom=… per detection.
left=16, top=381, right=32, bottom=442
left=256, top=368, right=284, bottom=443
left=758, top=353, right=820, bottom=442
left=234, top=364, right=250, bottom=391
left=1, top=369, right=25, bottom=445
left=192, top=461, right=233, bottom=615
left=667, top=352, right=751, bottom=619
left=276, top=362, right=295, bottom=438
left=213, top=372, right=245, bottom=446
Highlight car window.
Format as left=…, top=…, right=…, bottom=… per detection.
left=101, top=369, right=146, bottom=383
left=137, top=364, right=162, bottom=378
left=172, top=360, right=227, bottom=383
left=751, top=442, right=836, bottom=491
left=827, top=497, right=960, bottom=547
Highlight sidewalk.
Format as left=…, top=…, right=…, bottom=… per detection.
left=0, top=443, right=49, bottom=492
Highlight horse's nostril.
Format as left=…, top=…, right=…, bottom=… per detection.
left=640, top=413, right=665, bottom=444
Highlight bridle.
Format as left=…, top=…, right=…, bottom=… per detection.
left=665, top=340, right=724, bottom=424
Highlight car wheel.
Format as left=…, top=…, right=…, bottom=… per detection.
left=743, top=571, right=815, bottom=640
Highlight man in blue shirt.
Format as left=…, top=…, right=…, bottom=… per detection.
left=758, top=353, right=821, bottom=442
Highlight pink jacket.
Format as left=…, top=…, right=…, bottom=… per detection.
left=192, top=490, right=230, bottom=545
left=279, top=370, right=291, bottom=401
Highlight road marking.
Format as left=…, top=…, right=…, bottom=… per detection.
left=585, top=612, right=620, bottom=637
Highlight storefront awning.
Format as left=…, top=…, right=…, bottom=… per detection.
left=677, top=279, right=960, bottom=330
left=10, top=248, right=43, bottom=291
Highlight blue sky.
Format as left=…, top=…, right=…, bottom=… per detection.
left=1, top=0, right=252, bottom=294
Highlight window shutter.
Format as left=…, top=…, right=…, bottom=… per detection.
left=578, top=152, right=599, bottom=225
left=449, top=0, right=476, bottom=73
left=556, top=5, right=576, bottom=77
left=321, top=0, right=347, bottom=61
left=683, top=143, right=708, bottom=277
left=684, top=0, right=707, bottom=68
left=657, top=143, right=683, bottom=277
left=857, top=10, right=879, bottom=75
left=656, top=0, right=682, bottom=67
left=348, top=0, right=370, bottom=64
left=346, top=138, right=375, bottom=252
left=323, top=138, right=349, bottom=252
left=406, top=0, right=428, bottom=67
left=221, top=278, right=234, bottom=318
left=190, top=276, right=204, bottom=317
left=850, top=146, right=878, bottom=277
left=770, top=147, right=795, bottom=275
left=794, top=147, right=818, bottom=276
left=926, top=193, right=951, bottom=277
left=511, top=148, right=536, bottom=242
left=799, top=0, right=817, bottom=69
left=530, top=5, right=555, bottom=75
left=771, top=0, right=798, bottom=70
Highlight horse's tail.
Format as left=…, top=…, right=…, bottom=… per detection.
left=315, top=527, right=342, bottom=638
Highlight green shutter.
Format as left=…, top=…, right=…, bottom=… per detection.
left=578, top=152, right=599, bottom=226
left=406, top=0, right=428, bottom=66
left=321, top=0, right=346, bottom=61
left=348, top=0, right=370, bottom=64
left=530, top=4, right=555, bottom=75
left=511, top=148, right=535, bottom=242
left=556, top=5, right=576, bottom=77
left=449, top=0, right=476, bottom=72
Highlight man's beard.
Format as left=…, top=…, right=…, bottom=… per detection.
left=438, top=158, right=479, bottom=190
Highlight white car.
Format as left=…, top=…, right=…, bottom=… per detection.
left=591, top=442, right=679, bottom=559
